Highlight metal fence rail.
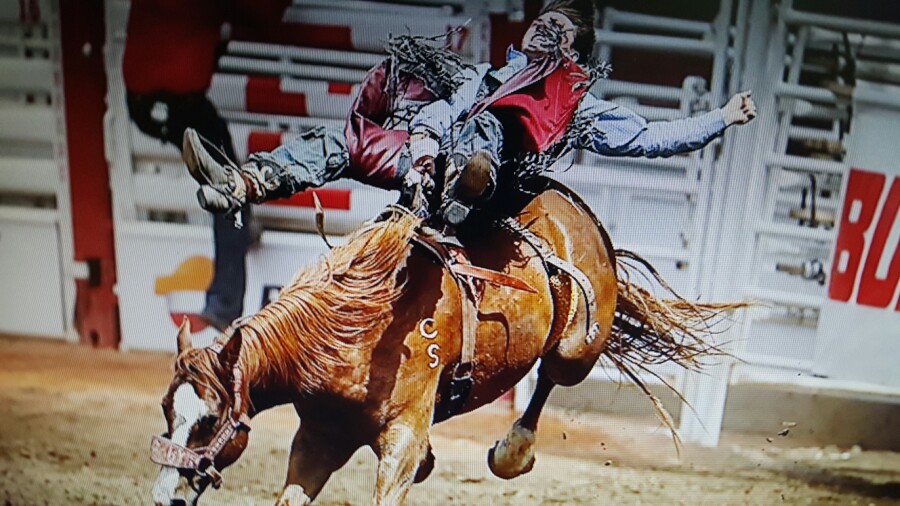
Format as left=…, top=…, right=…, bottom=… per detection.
left=0, top=0, right=70, bottom=340
left=680, top=0, right=900, bottom=447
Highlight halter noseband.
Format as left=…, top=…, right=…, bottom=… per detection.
left=150, top=344, right=250, bottom=489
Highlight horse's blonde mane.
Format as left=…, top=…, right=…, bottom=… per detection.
left=234, top=212, right=420, bottom=391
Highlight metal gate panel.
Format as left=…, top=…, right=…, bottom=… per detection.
left=0, top=0, right=69, bottom=340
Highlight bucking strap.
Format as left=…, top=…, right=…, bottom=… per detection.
left=412, top=228, right=480, bottom=372
left=412, top=229, right=480, bottom=421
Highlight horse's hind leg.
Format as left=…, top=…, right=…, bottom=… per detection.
left=276, top=422, right=358, bottom=506
left=488, top=370, right=555, bottom=479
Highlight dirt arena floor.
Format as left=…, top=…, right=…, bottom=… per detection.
left=1, top=335, right=899, bottom=506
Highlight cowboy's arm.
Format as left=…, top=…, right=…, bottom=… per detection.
left=574, top=92, right=754, bottom=158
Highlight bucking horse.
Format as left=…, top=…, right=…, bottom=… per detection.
left=150, top=179, right=741, bottom=505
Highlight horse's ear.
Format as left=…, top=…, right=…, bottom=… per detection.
left=218, top=328, right=242, bottom=370
left=176, top=316, right=192, bottom=354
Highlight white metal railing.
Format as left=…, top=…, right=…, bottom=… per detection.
left=227, top=41, right=384, bottom=68
left=0, top=104, right=55, bottom=142
left=0, top=157, right=56, bottom=195
left=603, top=8, right=713, bottom=37
left=596, top=79, right=690, bottom=103
left=0, top=0, right=71, bottom=340
left=281, top=4, right=473, bottom=55
left=680, top=0, right=900, bottom=447
left=783, top=7, right=900, bottom=39
left=217, top=56, right=370, bottom=83
left=288, top=0, right=459, bottom=16
left=0, top=56, right=54, bottom=92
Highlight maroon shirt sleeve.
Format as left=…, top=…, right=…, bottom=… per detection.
left=343, top=63, right=437, bottom=189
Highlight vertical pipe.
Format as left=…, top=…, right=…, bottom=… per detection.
left=678, top=0, right=735, bottom=447
left=47, top=0, right=77, bottom=342
left=762, top=26, right=808, bottom=223
left=58, top=0, right=120, bottom=348
left=681, top=0, right=791, bottom=448
left=597, top=7, right=614, bottom=66
left=687, top=0, right=732, bottom=297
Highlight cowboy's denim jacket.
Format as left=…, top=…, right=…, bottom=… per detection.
left=409, top=47, right=726, bottom=158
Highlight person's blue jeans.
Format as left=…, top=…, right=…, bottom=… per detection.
left=127, top=91, right=248, bottom=329
left=249, top=125, right=350, bottom=193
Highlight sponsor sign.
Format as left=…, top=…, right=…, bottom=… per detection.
left=814, top=81, right=900, bottom=387
left=118, top=223, right=328, bottom=352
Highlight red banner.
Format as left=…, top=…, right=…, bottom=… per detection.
left=829, top=168, right=900, bottom=309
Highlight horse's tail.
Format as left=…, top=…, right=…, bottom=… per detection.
left=603, top=249, right=749, bottom=451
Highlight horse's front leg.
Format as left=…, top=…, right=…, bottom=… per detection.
left=372, top=409, right=433, bottom=505
left=275, top=420, right=358, bottom=506
left=488, top=368, right=555, bottom=479
left=373, top=373, right=438, bottom=506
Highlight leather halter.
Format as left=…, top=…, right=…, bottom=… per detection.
left=150, top=345, right=251, bottom=489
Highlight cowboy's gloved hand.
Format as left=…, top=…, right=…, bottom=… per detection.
left=722, top=91, right=757, bottom=126
left=403, top=163, right=435, bottom=193
left=409, top=131, right=439, bottom=171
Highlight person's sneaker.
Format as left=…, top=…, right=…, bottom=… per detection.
left=198, top=310, right=231, bottom=333
left=183, top=128, right=234, bottom=186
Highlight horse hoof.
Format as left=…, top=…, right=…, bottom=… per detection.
left=487, top=425, right=536, bottom=480
left=275, top=484, right=312, bottom=506
left=414, top=448, right=436, bottom=483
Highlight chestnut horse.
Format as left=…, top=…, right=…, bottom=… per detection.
left=151, top=185, right=735, bottom=506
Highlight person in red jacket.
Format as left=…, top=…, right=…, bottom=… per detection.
left=123, top=0, right=260, bottom=331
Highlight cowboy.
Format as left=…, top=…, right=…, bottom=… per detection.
left=186, top=0, right=756, bottom=224
left=404, top=0, right=757, bottom=224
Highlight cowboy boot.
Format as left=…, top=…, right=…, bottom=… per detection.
left=183, top=128, right=291, bottom=213
left=440, top=150, right=497, bottom=226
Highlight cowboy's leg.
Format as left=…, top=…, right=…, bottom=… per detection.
left=185, top=125, right=349, bottom=213
left=439, top=112, right=503, bottom=225
left=249, top=125, right=350, bottom=196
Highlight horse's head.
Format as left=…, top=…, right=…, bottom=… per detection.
left=151, top=318, right=250, bottom=506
